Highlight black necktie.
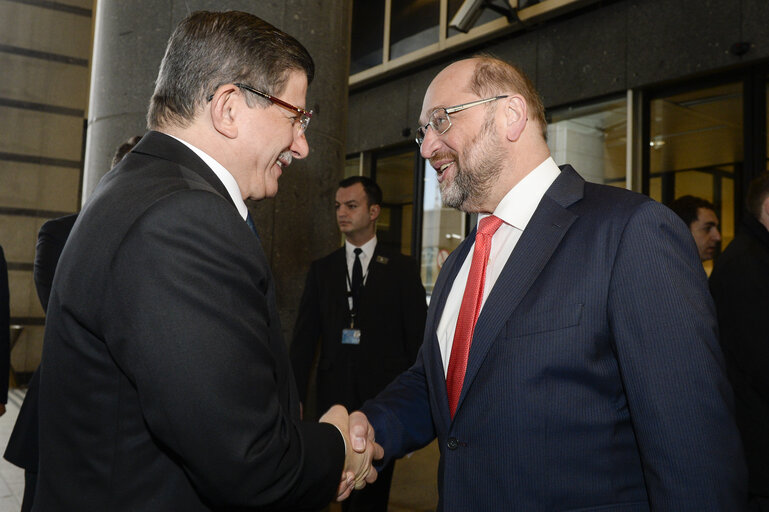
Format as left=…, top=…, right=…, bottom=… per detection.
left=351, top=248, right=363, bottom=298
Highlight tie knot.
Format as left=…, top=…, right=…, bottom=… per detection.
left=478, top=215, right=504, bottom=236
left=354, top=248, right=362, bottom=256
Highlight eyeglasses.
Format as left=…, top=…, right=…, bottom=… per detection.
left=415, top=95, right=508, bottom=146
left=208, top=83, right=313, bottom=135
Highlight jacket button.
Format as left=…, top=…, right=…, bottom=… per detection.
left=447, top=437, right=459, bottom=450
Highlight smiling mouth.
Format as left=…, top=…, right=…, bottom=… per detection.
left=434, top=161, right=454, bottom=181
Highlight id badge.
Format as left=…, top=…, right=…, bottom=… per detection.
left=341, top=328, right=361, bottom=345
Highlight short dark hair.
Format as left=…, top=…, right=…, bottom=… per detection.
left=111, top=135, right=143, bottom=167
left=338, top=176, right=382, bottom=207
left=746, top=171, right=769, bottom=220
left=667, top=195, right=716, bottom=227
left=147, top=11, right=314, bottom=130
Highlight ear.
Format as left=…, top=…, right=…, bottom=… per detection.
left=209, top=84, right=240, bottom=140
left=369, top=203, right=381, bottom=221
left=503, top=95, right=528, bottom=142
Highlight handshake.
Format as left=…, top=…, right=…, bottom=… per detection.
left=319, top=405, right=384, bottom=501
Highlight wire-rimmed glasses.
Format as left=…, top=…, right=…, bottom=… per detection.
left=415, top=95, right=508, bottom=146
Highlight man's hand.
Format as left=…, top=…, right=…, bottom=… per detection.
left=319, top=405, right=384, bottom=500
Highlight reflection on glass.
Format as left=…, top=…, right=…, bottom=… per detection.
left=421, top=159, right=466, bottom=300
left=351, top=0, right=385, bottom=74
left=375, top=151, right=416, bottom=256
left=547, top=97, right=628, bottom=187
left=390, top=0, right=440, bottom=60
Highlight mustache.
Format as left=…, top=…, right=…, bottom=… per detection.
left=279, top=151, right=293, bottom=167
left=429, top=152, right=456, bottom=169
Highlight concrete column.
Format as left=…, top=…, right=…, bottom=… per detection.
left=83, top=0, right=352, bottom=341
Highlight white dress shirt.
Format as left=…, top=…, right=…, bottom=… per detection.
left=437, top=157, right=562, bottom=374
left=168, top=135, right=249, bottom=221
left=345, top=236, right=377, bottom=286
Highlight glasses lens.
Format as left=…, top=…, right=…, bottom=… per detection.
left=297, top=113, right=310, bottom=135
left=416, top=126, right=427, bottom=146
left=431, top=109, right=450, bottom=135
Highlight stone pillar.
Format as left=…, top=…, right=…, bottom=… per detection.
left=83, top=0, right=352, bottom=342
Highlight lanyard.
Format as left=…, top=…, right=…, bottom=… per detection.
left=345, top=256, right=369, bottom=327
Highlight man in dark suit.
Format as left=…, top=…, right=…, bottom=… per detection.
left=291, top=176, right=427, bottom=512
left=33, top=11, right=379, bottom=511
left=5, top=135, right=141, bottom=512
left=4, top=212, right=76, bottom=512
left=351, top=56, right=747, bottom=510
left=710, top=171, right=769, bottom=511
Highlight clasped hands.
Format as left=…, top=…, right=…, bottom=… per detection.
left=319, top=405, right=384, bottom=501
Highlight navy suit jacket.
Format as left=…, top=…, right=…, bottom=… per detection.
left=362, top=165, right=747, bottom=511
left=34, top=131, right=344, bottom=511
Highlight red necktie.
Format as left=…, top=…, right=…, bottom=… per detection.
left=446, top=215, right=504, bottom=418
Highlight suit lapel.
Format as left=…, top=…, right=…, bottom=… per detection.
left=455, top=166, right=585, bottom=417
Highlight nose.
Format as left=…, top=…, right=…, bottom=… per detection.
left=291, top=131, right=309, bottom=159
left=419, top=126, right=441, bottom=159
left=713, top=227, right=722, bottom=242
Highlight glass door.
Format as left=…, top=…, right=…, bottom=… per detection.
left=646, top=81, right=743, bottom=272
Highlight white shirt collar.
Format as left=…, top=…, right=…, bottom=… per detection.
left=481, top=157, right=561, bottom=230
left=345, top=236, right=377, bottom=260
left=167, top=134, right=249, bottom=221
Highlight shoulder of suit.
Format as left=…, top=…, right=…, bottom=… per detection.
left=313, top=246, right=345, bottom=267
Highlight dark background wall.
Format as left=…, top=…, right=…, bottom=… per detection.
left=347, top=0, right=769, bottom=155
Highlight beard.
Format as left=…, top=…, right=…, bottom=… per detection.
left=438, top=118, right=504, bottom=212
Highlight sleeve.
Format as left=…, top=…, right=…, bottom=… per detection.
left=398, top=256, right=428, bottom=364
left=290, top=262, right=323, bottom=404
left=360, top=346, right=437, bottom=467
left=105, top=192, right=344, bottom=510
left=33, top=224, right=67, bottom=312
left=607, top=201, right=747, bottom=509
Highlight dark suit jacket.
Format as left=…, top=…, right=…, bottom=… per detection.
left=34, top=131, right=344, bottom=511
left=362, top=165, right=747, bottom=511
left=290, top=244, right=426, bottom=415
left=33, top=214, right=78, bottom=312
left=0, top=245, right=9, bottom=404
left=4, top=213, right=78, bottom=473
left=709, top=215, right=769, bottom=499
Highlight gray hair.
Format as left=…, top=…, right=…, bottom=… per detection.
left=147, top=11, right=314, bottom=130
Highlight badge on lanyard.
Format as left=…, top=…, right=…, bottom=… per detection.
left=341, top=328, right=361, bottom=345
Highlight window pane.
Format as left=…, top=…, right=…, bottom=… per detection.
left=390, top=0, right=440, bottom=60
left=351, top=0, right=385, bottom=74
left=421, top=159, right=466, bottom=301
left=374, top=151, right=416, bottom=256
left=650, top=83, right=743, bottom=178
left=345, top=155, right=361, bottom=178
left=447, top=0, right=504, bottom=36
left=547, top=97, right=628, bottom=187
left=648, top=82, right=742, bottom=274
